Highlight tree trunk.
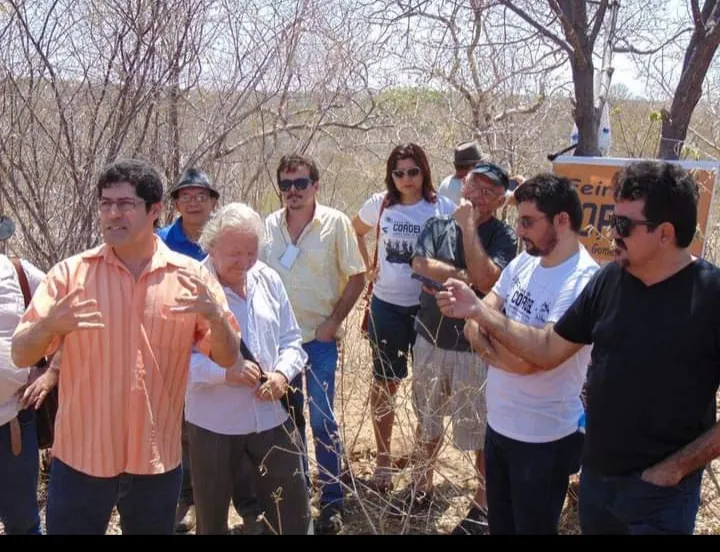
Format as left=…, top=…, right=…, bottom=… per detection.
left=658, top=1, right=720, bottom=159
left=570, top=56, right=600, bottom=157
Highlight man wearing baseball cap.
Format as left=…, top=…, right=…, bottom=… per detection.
left=157, top=167, right=219, bottom=533
left=396, top=161, right=517, bottom=533
left=437, top=141, right=484, bottom=206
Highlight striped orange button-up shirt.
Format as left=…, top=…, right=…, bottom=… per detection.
left=15, top=237, right=234, bottom=477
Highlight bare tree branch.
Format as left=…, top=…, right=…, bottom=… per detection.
left=614, top=27, right=694, bottom=54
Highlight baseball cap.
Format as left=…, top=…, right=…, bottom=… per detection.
left=469, top=162, right=510, bottom=190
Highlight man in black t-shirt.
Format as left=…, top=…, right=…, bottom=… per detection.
left=389, top=162, right=516, bottom=534
left=435, top=160, right=720, bottom=535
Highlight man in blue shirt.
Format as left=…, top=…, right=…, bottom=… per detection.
left=157, top=168, right=219, bottom=532
left=157, top=168, right=219, bottom=262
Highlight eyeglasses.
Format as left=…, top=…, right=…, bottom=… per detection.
left=391, top=167, right=421, bottom=179
left=609, top=214, right=657, bottom=238
left=278, top=177, right=313, bottom=192
left=99, top=198, right=144, bottom=213
left=177, top=192, right=211, bottom=204
left=466, top=185, right=502, bottom=199
left=517, top=215, right=547, bottom=229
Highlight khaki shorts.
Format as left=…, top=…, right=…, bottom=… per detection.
left=412, top=335, right=488, bottom=451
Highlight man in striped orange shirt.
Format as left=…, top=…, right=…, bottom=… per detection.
left=11, top=159, right=240, bottom=535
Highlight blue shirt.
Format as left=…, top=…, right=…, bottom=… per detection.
left=156, top=217, right=206, bottom=261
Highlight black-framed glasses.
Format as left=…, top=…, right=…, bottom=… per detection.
left=391, top=167, right=421, bottom=179
left=609, top=214, right=657, bottom=238
left=278, top=177, right=313, bottom=192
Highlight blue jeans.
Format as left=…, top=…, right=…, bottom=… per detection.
left=485, top=425, right=584, bottom=534
left=46, top=458, right=182, bottom=534
left=579, top=466, right=703, bottom=534
left=287, top=339, right=343, bottom=510
left=0, top=409, right=41, bottom=534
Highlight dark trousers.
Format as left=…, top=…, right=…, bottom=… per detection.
left=180, top=419, right=193, bottom=504
left=579, top=466, right=703, bottom=535
left=187, top=419, right=311, bottom=535
left=485, top=425, right=584, bottom=534
left=46, top=458, right=182, bottom=534
left=0, top=409, right=41, bottom=534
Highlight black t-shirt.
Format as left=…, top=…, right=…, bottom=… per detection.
left=412, top=216, right=517, bottom=351
left=554, top=259, right=720, bottom=476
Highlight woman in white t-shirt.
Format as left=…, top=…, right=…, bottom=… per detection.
left=352, top=143, right=456, bottom=493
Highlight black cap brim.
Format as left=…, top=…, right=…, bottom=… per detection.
left=469, top=166, right=509, bottom=190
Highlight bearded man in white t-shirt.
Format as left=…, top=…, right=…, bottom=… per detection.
left=436, top=173, right=599, bottom=535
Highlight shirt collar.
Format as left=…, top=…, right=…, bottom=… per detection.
left=282, top=201, right=325, bottom=230
left=168, top=217, right=194, bottom=245
left=81, top=235, right=185, bottom=273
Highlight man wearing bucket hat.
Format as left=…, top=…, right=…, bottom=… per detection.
left=157, top=168, right=220, bottom=533
left=157, top=168, right=220, bottom=262
left=437, top=141, right=484, bottom=206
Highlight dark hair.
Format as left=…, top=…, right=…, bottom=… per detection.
left=97, top=159, right=164, bottom=211
left=384, top=143, right=436, bottom=206
left=612, top=160, right=698, bottom=248
left=276, top=154, right=320, bottom=184
left=515, top=173, right=583, bottom=233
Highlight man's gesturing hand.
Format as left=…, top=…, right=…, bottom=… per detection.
left=45, top=287, right=104, bottom=335
left=168, top=269, right=224, bottom=323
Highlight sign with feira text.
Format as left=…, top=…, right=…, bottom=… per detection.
left=552, top=156, right=720, bottom=265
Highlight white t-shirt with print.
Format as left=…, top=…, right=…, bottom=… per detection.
left=358, top=192, right=456, bottom=307
left=487, top=246, right=599, bottom=443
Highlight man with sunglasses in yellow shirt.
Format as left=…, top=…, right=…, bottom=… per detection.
left=262, top=154, right=366, bottom=535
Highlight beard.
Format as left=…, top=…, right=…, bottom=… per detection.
left=523, top=227, right=558, bottom=257
left=614, top=239, right=630, bottom=269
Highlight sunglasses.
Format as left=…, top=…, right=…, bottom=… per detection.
left=609, top=214, right=657, bottom=238
left=278, top=177, right=313, bottom=192
left=391, top=167, right=421, bottom=179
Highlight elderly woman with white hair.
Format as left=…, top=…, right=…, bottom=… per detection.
left=185, top=202, right=311, bottom=535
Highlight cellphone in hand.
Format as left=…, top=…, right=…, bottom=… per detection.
left=411, top=272, right=445, bottom=291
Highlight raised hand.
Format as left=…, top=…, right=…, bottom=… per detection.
left=435, top=278, right=483, bottom=320
left=453, top=198, right=477, bottom=230
left=45, top=287, right=104, bottom=336
left=168, top=269, right=223, bottom=323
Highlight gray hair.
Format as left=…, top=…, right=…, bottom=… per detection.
left=198, top=202, right=265, bottom=252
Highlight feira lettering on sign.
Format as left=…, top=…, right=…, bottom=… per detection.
left=551, top=156, right=720, bottom=265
